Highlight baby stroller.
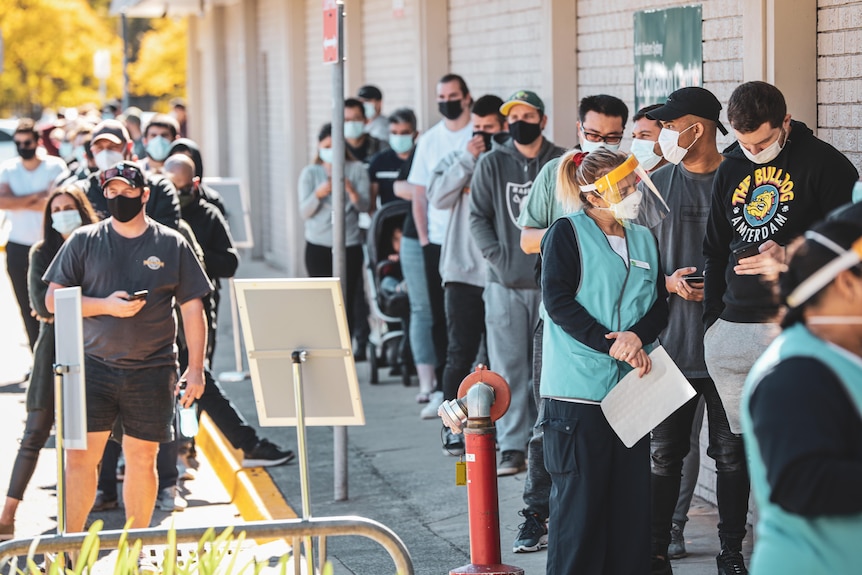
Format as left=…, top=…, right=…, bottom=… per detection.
left=365, top=201, right=412, bottom=386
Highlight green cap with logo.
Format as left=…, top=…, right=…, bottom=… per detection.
left=500, top=90, right=545, bottom=116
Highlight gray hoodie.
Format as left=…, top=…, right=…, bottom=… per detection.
left=469, top=135, right=566, bottom=289
left=427, top=149, right=486, bottom=288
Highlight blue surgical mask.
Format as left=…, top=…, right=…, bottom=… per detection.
left=852, top=181, right=862, bottom=203
left=630, top=138, right=662, bottom=171
left=51, top=210, right=83, bottom=236
left=319, top=147, right=334, bottom=164
left=74, top=146, right=87, bottom=166
left=344, top=121, right=365, bottom=139
left=389, top=134, right=414, bottom=154
left=59, top=142, right=74, bottom=159
left=363, top=102, right=377, bottom=119
left=146, top=136, right=172, bottom=162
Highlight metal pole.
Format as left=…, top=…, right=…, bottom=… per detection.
left=290, top=351, right=314, bottom=568
left=121, top=14, right=130, bottom=110
left=331, top=1, right=348, bottom=502
left=52, top=365, right=66, bottom=536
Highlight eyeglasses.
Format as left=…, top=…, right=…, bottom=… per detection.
left=13, top=139, right=36, bottom=148
left=581, top=129, right=623, bottom=145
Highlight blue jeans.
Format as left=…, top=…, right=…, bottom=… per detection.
left=399, top=237, right=436, bottom=366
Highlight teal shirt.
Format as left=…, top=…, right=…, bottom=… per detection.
left=742, top=324, right=862, bottom=575
left=517, top=157, right=565, bottom=229
left=540, top=211, right=659, bottom=400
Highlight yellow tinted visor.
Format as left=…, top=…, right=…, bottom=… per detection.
left=582, top=155, right=640, bottom=204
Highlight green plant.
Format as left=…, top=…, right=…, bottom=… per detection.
left=5, top=521, right=331, bottom=575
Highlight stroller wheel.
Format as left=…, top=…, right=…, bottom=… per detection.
left=368, top=342, right=379, bottom=384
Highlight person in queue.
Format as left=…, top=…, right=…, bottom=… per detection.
left=540, top=148, right=668, bottom=575
left=0, top=187, right=97, bottom=540
left=741, top=217, right=862, bottom=574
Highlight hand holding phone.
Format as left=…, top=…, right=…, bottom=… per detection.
left=733, top=244, right=761, bottom=263
left=126, top=289, right=148, bottom=301
left=683, top=274, right=705, bottom=287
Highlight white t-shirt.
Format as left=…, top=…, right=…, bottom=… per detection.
left=407, top=120, right=472, bottom=245
left=0, top=155, right=67, bottom=245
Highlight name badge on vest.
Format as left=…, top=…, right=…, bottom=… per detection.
left=630, top=258, right=651, bottom=270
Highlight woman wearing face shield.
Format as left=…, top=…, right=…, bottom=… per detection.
left=741, top=218, right=862, bottom=575
left=539, top=148, right=669, bottom=575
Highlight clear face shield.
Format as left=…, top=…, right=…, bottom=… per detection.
left=578, top=155, right=669, bottom=228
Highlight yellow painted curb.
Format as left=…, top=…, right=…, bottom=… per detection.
left=196, top=412, right=297, bottom=522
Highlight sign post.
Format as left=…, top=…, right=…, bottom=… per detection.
left=633, top=6, right=703, bottom=110
left=323, top=0, right=349, bottom=502
left=93, top=49, right=111, bottom=107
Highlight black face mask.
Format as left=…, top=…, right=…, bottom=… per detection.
left=473, top=131, right=493, bottom=151
left=17, top=145, right=37, bottom=160
left=106, top=194, right=144, bottom=223
left=508, top=121, right=542, bottom=146
left=438, top=100, right=463, bottom=121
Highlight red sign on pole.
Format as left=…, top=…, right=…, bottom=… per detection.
left=323, top=0, right=339, bottom=64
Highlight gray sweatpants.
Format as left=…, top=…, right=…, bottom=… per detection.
left=703, top=319, right=777, bottom=434
left=484, top=282, right=540, bottom=453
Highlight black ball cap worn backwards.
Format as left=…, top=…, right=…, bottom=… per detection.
left=646, top=87, right=728, bottom=135
left=101, top=161, right=146, bottom=190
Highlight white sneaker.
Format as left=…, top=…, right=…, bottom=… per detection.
left=155, top=486, right=187, bottom=512
left=420, top=391, right=444, bottom=419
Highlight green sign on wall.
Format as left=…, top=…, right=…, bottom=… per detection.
left=634, top=5, right=703, bottom=111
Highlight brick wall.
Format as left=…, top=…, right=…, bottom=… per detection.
left=577, top=0, right=742, bottom=150
left=306, top=0, right=331, bottom=164
left=361, top=0, right=419, bottom=120
left=447, top=0, right=544, bottom=107
left=257, top=0, right=290, bottom=268
left=817, top=0, right=862, bottom=173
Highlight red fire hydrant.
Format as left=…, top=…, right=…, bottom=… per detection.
left=439, top=366, right=524, bottom=575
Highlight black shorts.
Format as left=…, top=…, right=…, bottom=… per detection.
left=84, top=356, right=177, bottom=443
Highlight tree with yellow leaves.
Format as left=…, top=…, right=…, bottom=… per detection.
left=0, top=0, right=123, bottom=117
left=128, top=17, right=187, bottom=111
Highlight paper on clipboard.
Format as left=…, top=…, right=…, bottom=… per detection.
left=601, top=345, right=696, bottom=448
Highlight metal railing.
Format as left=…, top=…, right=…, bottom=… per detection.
left=0, top=516, right=413, bottom=575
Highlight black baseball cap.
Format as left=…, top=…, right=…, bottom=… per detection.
left=101, top=161, right=146, bottom=189
left=358, top=85, right=382, bottom=100
left=92, top=119, right=131, bottom=145
left=647, top=87, right=728, bottom=135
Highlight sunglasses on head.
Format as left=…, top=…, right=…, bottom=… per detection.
left=101, top=164, right=144, bottom=187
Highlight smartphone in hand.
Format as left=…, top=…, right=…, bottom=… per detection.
left=733, top=244, right=760, bottom=263
left=126, top=289, right=148, bottom=301
left=683, top=274, right=705, bottom=287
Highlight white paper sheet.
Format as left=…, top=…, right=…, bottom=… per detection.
left=600, top=345, right=696, bottom=448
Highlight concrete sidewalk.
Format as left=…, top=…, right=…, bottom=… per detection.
left=209, top=258, right=754, bottom=575
left=0, top=249, right=753, bottom=574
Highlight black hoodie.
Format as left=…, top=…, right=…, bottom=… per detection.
left=169, top=138, right=227, bottom=215
left=703, top=120, right=858, bottom=327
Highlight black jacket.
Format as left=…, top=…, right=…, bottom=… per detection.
left=703, top=120, right=858, bottom=327
left=180, top=197, right=239, bottom=280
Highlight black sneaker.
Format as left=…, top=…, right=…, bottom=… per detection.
left=716, top=549, right=748, bottom=575
left=242, top=439, right=296, bottom=468
left=496, top=450, right=526, bottom=476
left=512, top=509, right=548, bottom=553
left=442, top=429, right=465, bottom=456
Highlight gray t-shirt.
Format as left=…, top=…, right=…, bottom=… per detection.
left=44, top=219, right=212, bottom=369
left=647, top=162, right=715, bottom=378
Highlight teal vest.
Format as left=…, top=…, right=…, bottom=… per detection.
left=741, top=324, right=862, bottom=575
left=540, top=211, right=659, bottom=400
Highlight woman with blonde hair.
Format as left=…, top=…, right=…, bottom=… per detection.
left=540, top=148, right=669, bottom=574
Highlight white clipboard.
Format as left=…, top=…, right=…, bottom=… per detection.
left=601, top=345, right=696, bottom=448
